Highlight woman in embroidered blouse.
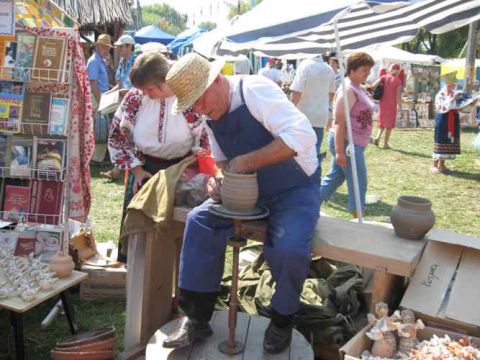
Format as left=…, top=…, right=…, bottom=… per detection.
left=431, top=71, right=460, bottom=174
left=108, top=52, right=207, bottom=262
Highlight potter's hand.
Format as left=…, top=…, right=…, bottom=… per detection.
left=336, top=152, right=347, bottom=168
left=207, top=176, right=222, bottom=202
left=226, top=155, right=255, bottom=174
left=132, top=166, right=152, bottom=194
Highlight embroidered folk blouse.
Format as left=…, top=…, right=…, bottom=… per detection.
left=435, top=87, right=459, bottom=114
left=108, top=88, right=208, bottom=170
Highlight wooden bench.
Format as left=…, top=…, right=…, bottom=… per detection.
left=120, top=207, right=426, bottom=359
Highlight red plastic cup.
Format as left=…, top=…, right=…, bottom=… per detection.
left=197, top=150, right=216, bottom=177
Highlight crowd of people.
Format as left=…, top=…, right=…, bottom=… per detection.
left=81, top=33, right=467, bottom=353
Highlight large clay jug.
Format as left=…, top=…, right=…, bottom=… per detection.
left=390, top=196, right=435, bottom=240
left=221, top=171, right=258, bottom=211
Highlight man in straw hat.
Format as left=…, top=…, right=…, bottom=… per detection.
left=87, top=33, right=114, bottom=164
left=431, top=70, right=461, bottom=174
left=163, top=53, right=320, bottom=354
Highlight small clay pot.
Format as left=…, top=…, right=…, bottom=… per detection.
left=221, top=171, right=259, bottom=211
left=56, top=328, right=116, bottom=348
left=49, top=253, right=75, bottom=278
left=390, top=196, right=435, bottom=240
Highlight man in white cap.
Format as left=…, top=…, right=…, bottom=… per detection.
left=163, top=53, right=320, bottom=354
left=113, top=34, right=138, bottom=91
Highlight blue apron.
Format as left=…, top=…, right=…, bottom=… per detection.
left=179, top=78, right=320, bottom=315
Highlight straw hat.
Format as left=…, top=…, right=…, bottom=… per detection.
left=441, top=70, right=457, bottom=85
left=166, top=53, right=225, bottom=113
left=96, top=34, right=113, bottom=48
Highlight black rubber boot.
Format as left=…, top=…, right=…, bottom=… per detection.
left=263, top=309, right=294, bottom=354
left=162, top=289, right=217, bottom=349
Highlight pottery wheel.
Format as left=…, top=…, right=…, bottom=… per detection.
left=209, top=203, right=269, bottom=220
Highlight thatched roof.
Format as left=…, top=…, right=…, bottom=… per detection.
left=52, top=0, right=133, bottom=29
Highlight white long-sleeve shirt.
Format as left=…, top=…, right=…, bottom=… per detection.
left=206, top=75, right=318, bottom=176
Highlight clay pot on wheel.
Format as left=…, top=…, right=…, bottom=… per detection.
left=221, top=171, right=258, bottom=211
left=390, top=196, right=435, bottom=240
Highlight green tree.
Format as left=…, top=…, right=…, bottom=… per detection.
left=402, top=26, right=469, bottom=58
left=198, top=21, right=217, bottom=31
left=226, top=0, right=262, bottom=19
left=142, top=3, right=187, bottom=36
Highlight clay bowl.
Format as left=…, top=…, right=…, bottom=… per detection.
left=56, top=328, right=115, bottom=348
left=55, top=336, right=116, bottom=353
left=51, top=349, right=115, bottom=360
left=221, top=171, right=259, bottom=211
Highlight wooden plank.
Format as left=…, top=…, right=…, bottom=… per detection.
left=142, top=228, right=177, bottom=344
left=369, top=269, right=400, bottom=312
left=241, top=314, right=288, bottom=360
left=312, top=217, right=426, bottom=277
left=191, top=310, right=249, bottom=360
left=145, top=314, right=198, bottom=359
left=124, top=233, right=146, bottom=351
left=0, top=270, right=86, bottom=313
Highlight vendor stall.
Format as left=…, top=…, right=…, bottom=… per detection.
left=0, top=1, right=94, bottom=358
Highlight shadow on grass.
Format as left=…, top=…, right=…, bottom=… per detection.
left=323, top=192, right=393, bottom=217
left=448, top=170, right=480, bottom=182
left=390, top=148, right=431, bottom=159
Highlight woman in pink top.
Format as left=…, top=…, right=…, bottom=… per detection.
left=372, top=63, right=402, bottom=149
left=320, top=52, right=375, bottom=217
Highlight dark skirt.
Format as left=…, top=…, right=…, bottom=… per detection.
left=433, top=110, right=460, bottom=157
left=117, top=153, right=190, bottom=263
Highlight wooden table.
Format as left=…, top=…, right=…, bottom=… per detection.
left=0, top=270, right=87, bottom=360
left=120, top=207, right=426, bottom=359
left=145, top=310, right=313, bottom=360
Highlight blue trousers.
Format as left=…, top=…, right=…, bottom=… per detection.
left=179, top=180, right=320, bottom=315
left=320, top=132, right=367, bottom=212
left=313, top=127, right=324, bottom=159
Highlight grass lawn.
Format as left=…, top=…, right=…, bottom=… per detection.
left=0, top=127, right=478, bottom=359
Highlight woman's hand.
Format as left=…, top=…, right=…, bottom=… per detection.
left=207, top=176, right=222, bottom=202
left=131, top=166, right=152, bottom=194
left=336, top=152, right=347, bottom=168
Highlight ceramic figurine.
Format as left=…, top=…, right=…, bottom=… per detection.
left=366, top=302, right=401, bottom=358
left=396, top=309, right=425, bottom=358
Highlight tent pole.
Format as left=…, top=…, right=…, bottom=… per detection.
left=464, top=21, right=479, bottom=96
left=333, top=18, right=363, bottom=223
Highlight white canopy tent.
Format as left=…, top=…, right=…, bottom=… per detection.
left=211, top=0, right=480, bottom=222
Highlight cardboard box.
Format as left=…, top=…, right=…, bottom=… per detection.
left=80, top=263, right=126, bottom=299
left=340, top=325, right=480, bottom=360
left=400, top=229, right=480, bottom=335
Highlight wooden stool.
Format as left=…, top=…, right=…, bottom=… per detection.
left=146, top=310, right=314, bottom=359
left=208, top=204, right=269, bottom=355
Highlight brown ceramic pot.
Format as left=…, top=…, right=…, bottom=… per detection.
left=56, top=336, right=115, bottom=353
left=56, top=328, right=116, bottom=348
left=221, top=171, right=258, bottom=211
left=49, top=253, right=75, bottom=278
left=390, top=196, right=435, bottom=240
left=51, top=349, right=115, bottom=360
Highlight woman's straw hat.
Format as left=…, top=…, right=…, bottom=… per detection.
left=441, top=70, right=457, bottom=85
left=96, top=34, right=113, bottom=48
left=166, top=53, right=225, bottom=113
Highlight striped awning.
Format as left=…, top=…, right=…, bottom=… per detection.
left=217, top=0, right=480, bottom=57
